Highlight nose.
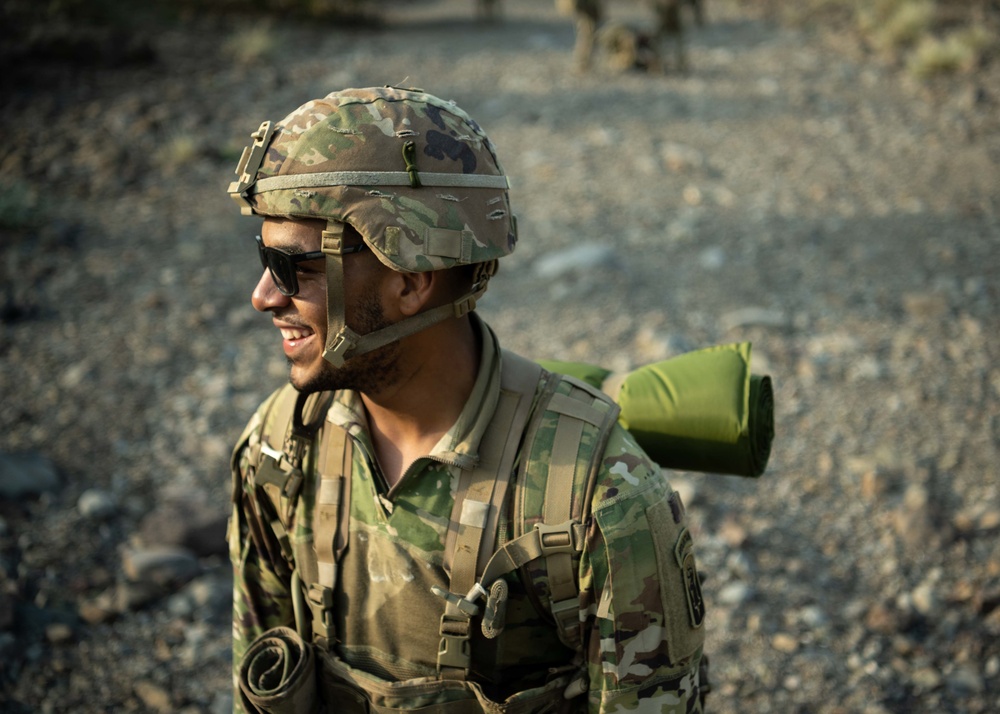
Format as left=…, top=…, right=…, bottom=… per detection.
left=251, top=268, right=290, bottom=313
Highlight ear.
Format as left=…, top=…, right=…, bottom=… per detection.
left=388, top=270, right=437, bottom=318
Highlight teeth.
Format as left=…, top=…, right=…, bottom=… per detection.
left=280, top=328, right=311, bottom=340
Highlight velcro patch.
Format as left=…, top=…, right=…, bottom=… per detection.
left=674, top=528, right=705, bottom=628
left=384, top=226, right=401, bottom=256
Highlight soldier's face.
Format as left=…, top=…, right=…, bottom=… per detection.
left=251, top=218, right=400, bottom=394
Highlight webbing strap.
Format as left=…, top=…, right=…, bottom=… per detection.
left=248, top=386, right=342, bottom=650
left=437, top=351, right=542, bottom=677
left=307, top=422, right=352, bottom=650
left=477, top=520, right=586, bottom=586
left=325, top=282, right=489, bottom=367
left=476, top=352, right=546, bottom=570
left=249, top=386, right=306, bottom=566
left=547, top=391, right=610, bottom=427
left=268, top=386, right=299, bottom=460
left=251, top=170, right=510, bottom=193
left=541, top=387, right=592, bottom=646
left=316, top=426, right=352, bottom=566
left=543, top=415, right=584, bottom=525
left=498, top=376, right=620, bottom=652
left=446, top=389, right=518, bottom=614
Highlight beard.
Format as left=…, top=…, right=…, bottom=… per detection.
left=291, top=289, right=401, bottom=396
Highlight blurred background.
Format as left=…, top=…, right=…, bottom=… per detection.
left=1, top=0, right=998, bottom=711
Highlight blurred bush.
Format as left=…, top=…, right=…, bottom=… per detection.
left=222, top=20, right=280, bottom=65
left=743, top=0, right=998, bottom=79
left=858, top=0, right=936, bottom=52
left=908, top=23, right=995, bottom=77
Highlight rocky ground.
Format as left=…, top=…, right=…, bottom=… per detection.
left=1, top=0, right=999, bottom=711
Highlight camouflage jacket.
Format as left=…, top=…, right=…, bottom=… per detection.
left=230, top=318, right=705, bottom=712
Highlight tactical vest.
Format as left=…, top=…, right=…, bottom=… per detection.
left=235, top=350, right=621, bottom=713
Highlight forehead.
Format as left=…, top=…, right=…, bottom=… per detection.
left=260, top=217, right=324, bottom=251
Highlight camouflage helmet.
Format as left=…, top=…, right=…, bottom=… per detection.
left=228, top=85, right=517, bottom=274
left=228, top=86, right=517, bottom=367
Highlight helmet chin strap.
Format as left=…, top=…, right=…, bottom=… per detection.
left=320, top=222, right=496, bottom=369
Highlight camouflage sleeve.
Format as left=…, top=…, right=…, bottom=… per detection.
left=580, top=425, right=706, bottom=713
left=228, top=405, right=296, bottom=714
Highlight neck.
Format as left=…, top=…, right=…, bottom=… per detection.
left=361, top=316, right=480, bottom=488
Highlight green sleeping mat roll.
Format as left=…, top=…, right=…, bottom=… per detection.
left=537, top=342, right=773, bottom=478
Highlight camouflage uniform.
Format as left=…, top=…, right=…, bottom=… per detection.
left=227, top=87, right=705, bottom=712
left=230, top=317, right=705, bottom=712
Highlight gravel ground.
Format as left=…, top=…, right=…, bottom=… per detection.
left=1, top=1, right=999, bottom=712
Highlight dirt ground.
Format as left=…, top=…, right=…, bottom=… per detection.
left=1, top=0, right=999, bottom=711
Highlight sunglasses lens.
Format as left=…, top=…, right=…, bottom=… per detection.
left=255, top=237, right=311, bottom=297
left=266, top=252, right=295, bottom=295
left=255, top=240, right=293, bottom=295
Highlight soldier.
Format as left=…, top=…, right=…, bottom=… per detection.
left=557, top=0, right=603, bottom=71
left=561, top=0, right=704, bottom=74
left=227, top=86, right=707, bottom=713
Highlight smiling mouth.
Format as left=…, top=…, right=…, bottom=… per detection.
left=279, top=327, right=313, bottom=341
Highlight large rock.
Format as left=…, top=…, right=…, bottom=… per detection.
left=122, top=547, right=200, bottom=589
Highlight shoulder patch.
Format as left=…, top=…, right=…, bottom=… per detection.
left=674, top=527, right=705, bottom=628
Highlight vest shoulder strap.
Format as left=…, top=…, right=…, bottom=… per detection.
left=243, top=385, right=333, bottom=567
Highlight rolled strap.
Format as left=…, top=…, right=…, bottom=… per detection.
left=239, top=626, right=320, bottom=714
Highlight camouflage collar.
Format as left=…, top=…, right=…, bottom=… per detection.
left=427, top=312, right=500, bottom=468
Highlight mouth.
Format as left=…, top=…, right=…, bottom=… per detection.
left=275, top=322, right=316, bottom=356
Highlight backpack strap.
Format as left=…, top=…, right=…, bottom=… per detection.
left=478, top=374, right=620, bottom=651
left=437, top=366, right=620, bottom=655
left=541, top=378, right=620, bottom=650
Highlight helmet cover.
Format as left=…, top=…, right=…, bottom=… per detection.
left=229, top=86, right=517, bottom=274
left=228, top=86, right=516, bottom=367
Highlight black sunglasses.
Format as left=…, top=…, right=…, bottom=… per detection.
left=256, top=235, right=324, bottom=297
left=256, top=235, right=366, bottom=297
